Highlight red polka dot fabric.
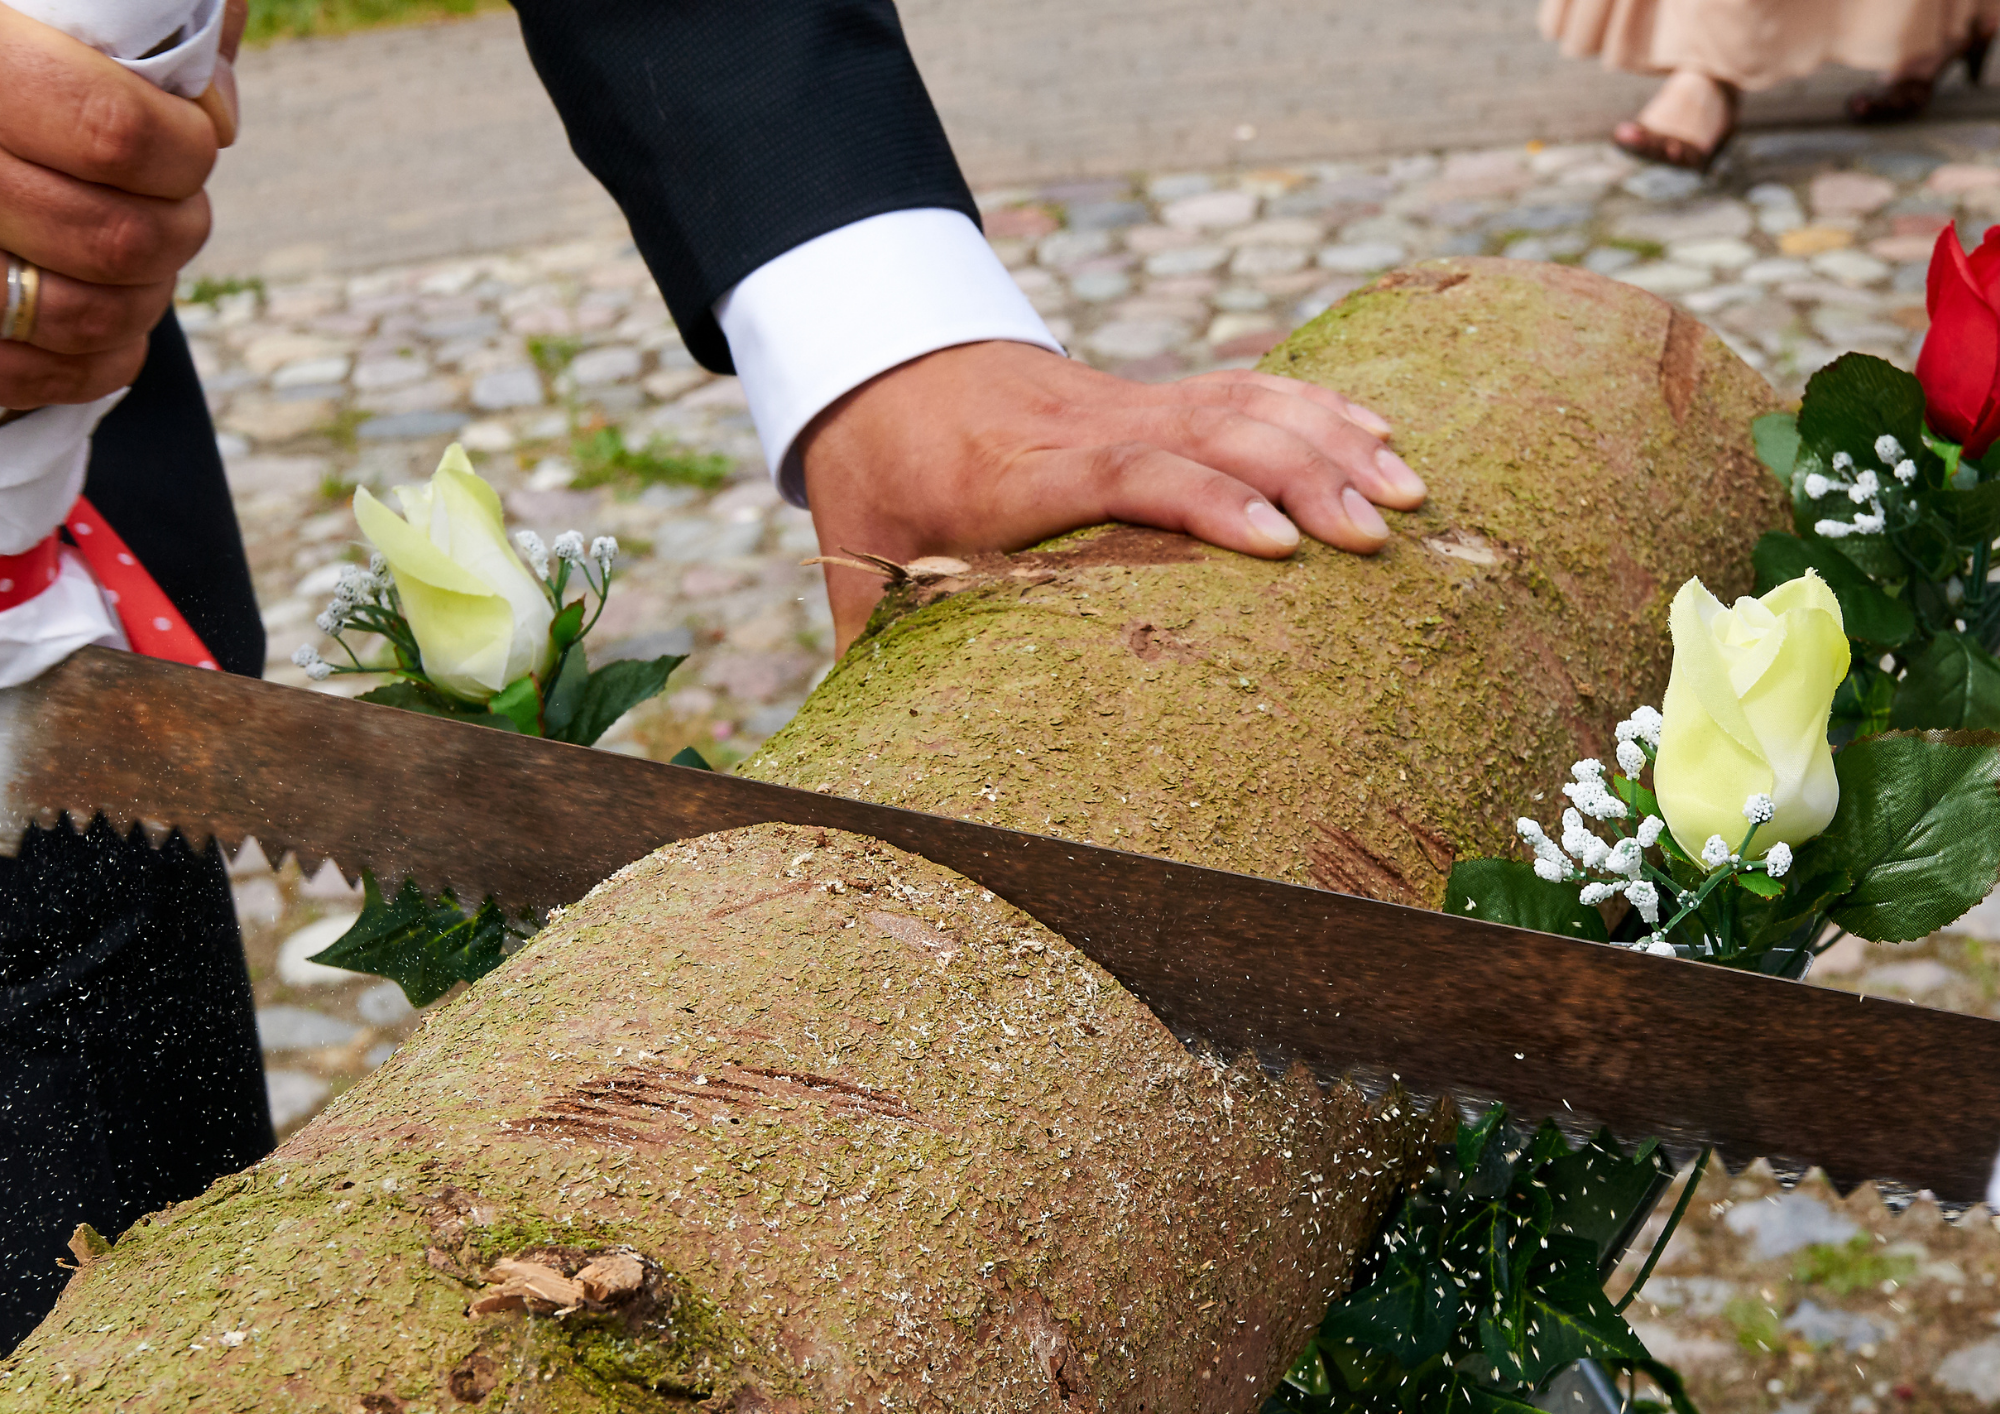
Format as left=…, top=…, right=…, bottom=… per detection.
left=64, top=497, right=218, bottom=670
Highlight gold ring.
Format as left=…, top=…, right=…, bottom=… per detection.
left=2, top=256, right=40, bottom=344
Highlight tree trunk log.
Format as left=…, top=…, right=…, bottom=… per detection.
left=0, top=260, right=1785, bottom=1413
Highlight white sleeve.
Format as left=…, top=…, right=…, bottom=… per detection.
left=716, top=208, right=1065, bottom=508
left=7, top=0, right=223, bottom=95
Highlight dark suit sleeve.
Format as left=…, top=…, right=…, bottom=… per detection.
left=509, top=0, right=978, bottom=374
left=84, top=311, right=264, bottom=679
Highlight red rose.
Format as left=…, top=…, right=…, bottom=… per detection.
left=1917, top=223, right=2000, bottom=460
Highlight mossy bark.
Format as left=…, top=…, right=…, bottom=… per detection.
left=0, top=260, right=1785, bottom=1413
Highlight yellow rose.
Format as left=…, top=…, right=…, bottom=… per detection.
left=1654, top=572, right=1848, bottom=864
left=353, top=445, right=554, bottom=704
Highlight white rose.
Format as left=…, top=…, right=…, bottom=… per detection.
left=352, top=445, right=553, bottom=704
left=1654, top=573, right=1848, bottom=863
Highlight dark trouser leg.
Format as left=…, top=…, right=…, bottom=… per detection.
left=0, top=818, right=273, bottom=1352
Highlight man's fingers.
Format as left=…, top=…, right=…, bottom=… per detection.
left=0, top=7, right=218, bottom=199
left=0, top=337, right=147, bottom=408
left=1060, top=442, right=1304, bottom=558
left=1182, top=367, right=1395, bottom=439
left=1168, top=374, right=1432, bottom=512
left=25, top=271, right=176, bottom=356
left=1170, top=378, right=1426, bottom=511
left=0, top=150, right=211, bottom=285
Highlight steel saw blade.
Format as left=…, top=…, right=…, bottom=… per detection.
left=7, top=646, right=2000, bottom=1208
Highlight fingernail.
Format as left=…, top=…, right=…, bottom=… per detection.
left=1342, top=486, right=1390, bottom=539
left=1244, top=499, right=1301, bottom=551
left=1375, top=447, right=1426, bottom=499
left=1346, top=402, right=1392, bottom=437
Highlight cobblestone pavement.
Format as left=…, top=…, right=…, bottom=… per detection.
left=205, top=123, right=2000, bottom=1409
left=198, top=6, right=2000, bottom=280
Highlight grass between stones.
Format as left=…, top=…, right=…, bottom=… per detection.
left=245, top=0, right=506, bottom=44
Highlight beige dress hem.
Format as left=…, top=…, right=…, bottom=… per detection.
left=1538, top=0, right=2000, bottom=89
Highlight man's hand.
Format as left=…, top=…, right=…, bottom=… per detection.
left=0, top=0, right=245, bottom=409
left=800, top=340, right=1425, bottom=650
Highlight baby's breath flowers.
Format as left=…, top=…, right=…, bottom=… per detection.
left=1802, top=434, right=1918, bottom=539
left=1514, top=704, right=1801, bottom=962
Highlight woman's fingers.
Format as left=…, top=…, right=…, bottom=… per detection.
left=0, top=336, right=148, bottom=409
left=23, top=270, right=177, bottom=357
left=0, top=146, right=211, bottom=286
left=0, top=7, right=218, bottom=200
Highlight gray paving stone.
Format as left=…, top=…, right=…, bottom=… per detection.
left=1937, top=1336, right=2000, bottom=1401
left=1067, top=200, right=1150, bottom=230
left=257, top=1005, right=362, bottom=1052
left=472, top=365, right=545, bottom=411
left=265, top=1069, right=331, bottom=1130
left=1782, top=1300, right=1886, bottom=1352
left=1622, top=167, right=1707, bottom=203
left=1316, top=241, right=1405, bottom=274
left=357, top=411, right=469, bottom=441
left=567, top=345, right=644, bottom=388
left=1610, top=200, right=1755, bottom=244
left=1724, top=1193, right=1858, bottom=1259
left=357, top=981, right=416, bottom=1026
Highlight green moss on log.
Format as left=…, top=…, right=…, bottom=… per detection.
left=1, top=260, right=1785, bottom=1412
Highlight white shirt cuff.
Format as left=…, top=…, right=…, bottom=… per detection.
left=716, top=208, right=1064, bottom=508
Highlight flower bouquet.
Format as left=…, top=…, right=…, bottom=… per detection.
left=1275, top=227, right=2000, bottom=1412
left=290, top=445, right=691, bottom=1005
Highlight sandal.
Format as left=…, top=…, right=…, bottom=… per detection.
left=1613, top=81, right=1740, bottom=173
left=1847, top=27, right=1993, bottom=123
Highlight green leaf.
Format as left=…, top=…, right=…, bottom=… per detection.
left=357, top=679, right=516, bottom=731
left=1538, top=1129, right=1665, bottom=1266
left=1456, top=1103, right=1507, bottom=1181
left=1445, top=858, right=1609, bottom=943
left=1751, top=530, right=1915, bottom=647
left=1890, top=633, right=2000, bottom=732
left=1448, top=1201, right=1514, bottom=1301
left=1318, top=1238, right=1456, bottom=1364
left=1806, top=731, right=2000, bottom=942
left=306, top=872, right=530, bottom=1007
left=549, top=598, right=587, bottom=655
left=1604, top=1358, right=1702, bottom=1414
left=1941, top=479, right=2000, bottom=546
left=1735, top=870, right=1786, bottom=898
left=669, top=745, right=713, bottom=769
left=1752, top=411, right=1802, bottom=485
left=1830, top=660, right=1897, bottom=743
left=548, top=653, right=686, bottom=747
left=540, top=644, right=590, bottom=738
left=488, top=675, right=542, bottom=736
left=1795, top=354, right=1930, bottom=475
left=1497, top=1235, right=1649, bottom=1383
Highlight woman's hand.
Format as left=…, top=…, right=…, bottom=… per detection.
left=0, top=0, right=245, bottom=408
left=800, top=340, right=1425, bottom=651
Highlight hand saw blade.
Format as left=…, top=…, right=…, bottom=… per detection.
left=9, top=646, right=2000, bottom=1205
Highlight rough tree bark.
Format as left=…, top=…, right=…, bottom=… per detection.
left=0, top=260, right=1785, bottom=1413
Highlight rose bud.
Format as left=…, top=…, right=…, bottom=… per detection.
left=1654, top=573, right=1847, bottom=865
left=1916, top=223, right=2000, bottom=460
left=353, top=444, right=554, bottom=705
